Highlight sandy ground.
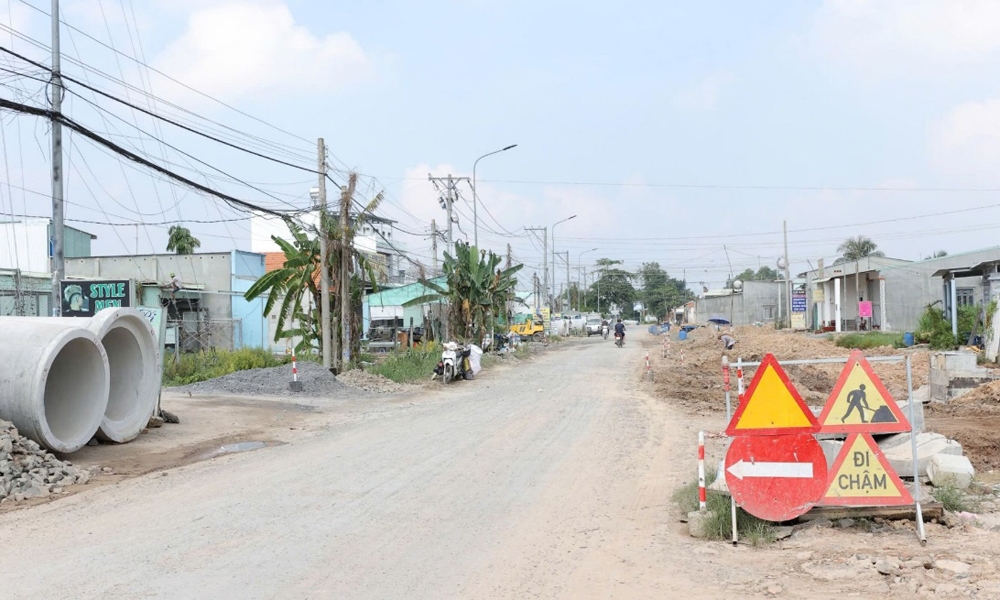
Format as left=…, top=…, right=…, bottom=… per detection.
left=1, top=335, right=998, bottom=599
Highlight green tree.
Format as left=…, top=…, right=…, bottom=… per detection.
left=405, top=242, right=522, bottom=342
left=836, top=236, right=884, bottom=262
left=244, top=174, right=384, bottom=359
left=166, top=225, right=201, bottom=255
left=591, top=258, right=635, bottom=316
left=638, top=262, right=691, bottom=320
left=926, top=250, right=948, bottom=259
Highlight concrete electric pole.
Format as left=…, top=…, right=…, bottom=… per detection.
left=340, top=179, right=353, bottom=369
left=50, top=0, right=64, bottom=315
left=318, top=138, right=333, bottom=371
left=428, top=174, right=470, bottom=250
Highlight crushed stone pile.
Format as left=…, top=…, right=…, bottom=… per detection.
left=336, top=369, right=405, bottom=394
left=174, top=361, right=365, bottom=398
left=1, top=419, right=91, bottom=503
left=654, top=325, right=929, bottom=413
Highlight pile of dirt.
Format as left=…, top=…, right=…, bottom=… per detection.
left=926, top=381, right=1000, bottom=471
left=175, top=361, right=366, bottom=399
left=652, top=326, right=929, bottom=414
left=337, top=369, right=406, bottom=394
left=1, top=419, right=93, bottom=503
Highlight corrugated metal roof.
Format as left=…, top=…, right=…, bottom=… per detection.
left=365, top=277, right=447, bottom=307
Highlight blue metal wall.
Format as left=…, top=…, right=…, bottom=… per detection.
left=230, top=250, right=267, bottom=349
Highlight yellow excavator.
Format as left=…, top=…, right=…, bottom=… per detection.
left=510, top=317, right=546, bottom=341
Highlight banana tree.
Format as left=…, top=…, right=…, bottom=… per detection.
left=405, top=241, right=522, bottom=342
left=244, top=174, right=386, bottom=358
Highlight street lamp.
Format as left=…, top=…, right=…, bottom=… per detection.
left=472, top=144, right=517, bottom=248
left=551, top=214, right=577, bottom=310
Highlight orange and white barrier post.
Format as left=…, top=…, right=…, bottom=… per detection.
left=698, top=430, right=707, bottom=511
left=289, top=350, right=304, bottom=392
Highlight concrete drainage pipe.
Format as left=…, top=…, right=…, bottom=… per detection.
left=0, top=320, right=109, bottom=453
left=87, top=308, right=161, bottom=443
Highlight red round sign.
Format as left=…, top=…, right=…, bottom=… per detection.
left=725, top=433, right=828, bottom=522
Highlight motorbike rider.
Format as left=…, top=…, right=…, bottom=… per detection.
left=614, top=318, right=626, bottom=341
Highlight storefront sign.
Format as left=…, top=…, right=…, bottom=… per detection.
left=60, top=280, right=132, bottom=317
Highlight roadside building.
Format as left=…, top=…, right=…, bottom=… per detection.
left=363, top=278, right=447, bottom=351
left=1, top=217, right=96, bottom=316
left=65, top=250, right=267, bottom=351
left=801, top=247, right=1000, bottom=333
left=690, top=281, right=785, bottom=327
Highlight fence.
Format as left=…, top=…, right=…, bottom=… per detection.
left=168, top=318, right=242, bottom=353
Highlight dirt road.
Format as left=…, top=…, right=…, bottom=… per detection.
left=1, top=336, right=995, bottom=599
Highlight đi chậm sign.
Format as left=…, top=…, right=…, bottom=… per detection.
left=60, top=280, right=132, bottom=317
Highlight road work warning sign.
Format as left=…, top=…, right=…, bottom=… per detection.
left=725, top=353, right=819, bottom=436
left=817, top=350, right=910, bottom=434
left=823, top=433, right=913, bottom=506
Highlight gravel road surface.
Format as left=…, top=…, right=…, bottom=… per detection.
left=0, top=338, right=754, bottom=598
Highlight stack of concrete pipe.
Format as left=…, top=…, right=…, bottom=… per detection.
left=0, top=308, right=161, bottom=453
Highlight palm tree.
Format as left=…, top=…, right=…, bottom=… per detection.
left=166, top=225, right=201, bottom=255
left=836, top=236, right=884, bottom=262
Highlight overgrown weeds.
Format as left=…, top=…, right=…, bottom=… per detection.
left=670, top=467, right=777, bottom=546
left=163, top=348, right=289, bottom=386
left=368, top=348, right=440, bottom=383
left=934, top=482, right=982, bottom=513
left=835, top=332, right=904, bottom=350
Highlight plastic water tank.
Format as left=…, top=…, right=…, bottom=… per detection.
left=679, top=330, right=688, bottom=341
left=903, top=332, right=915, bottom=347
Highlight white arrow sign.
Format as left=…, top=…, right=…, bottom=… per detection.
left=727, top=460, right=814, bottom=480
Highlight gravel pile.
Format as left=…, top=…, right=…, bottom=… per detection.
left=174, top=361, right=364, bottom=398
left=336, top=369, right=405, bottom=394
left=1, top=419, right=91, bottom=504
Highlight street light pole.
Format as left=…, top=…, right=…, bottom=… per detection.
left=551, top=215, right=577, bottom=312
left=472, top=144, right=517, bottom=248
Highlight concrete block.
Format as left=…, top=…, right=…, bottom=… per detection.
left=912, top=385, right=931, bottom=404
left=897, top=400, right=925, bottom=433
left=876, top=432, right=913, bottom=450
left=820, top=440, right=843, bottom=470
left=883, top=433, right=963, bottom=478
left=687, top=510, right=714, bottom=538
left=927, top=454, right=975, bottom=490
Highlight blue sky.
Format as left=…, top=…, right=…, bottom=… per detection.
left=5, top=0, right=1000, bottom=289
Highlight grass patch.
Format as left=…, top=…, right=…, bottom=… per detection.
left=671, top=467, right=777, bottom=546
left=368, top=348, right=440, bottom=383
left=835, top=332, right=904, bottom=350
left=933, top=482, right=982, bottom=513
left=163, top=348, right=289, bottom=387
left=549, top=335, right=563, bottom=343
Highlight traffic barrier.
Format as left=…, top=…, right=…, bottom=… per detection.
left=0, top=319, right=109, bottom=453
left=644, top=352, right=653, bottom=381
left=698, top=430, right=707, bottom=511
left=289, top=350, right=304, bottom=392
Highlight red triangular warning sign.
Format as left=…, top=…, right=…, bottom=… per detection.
left=725, top=353, right=820, bottom=436
left=822, top=433, right=913, bottom=506
left=817, top=350, right=910, bottom=434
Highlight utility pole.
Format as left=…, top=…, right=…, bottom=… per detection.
left=526, top=227, right=548, bottom=310
left=50, top=0, right=64, bottom=315
left=318, top=138, right=332, bottom=372
left=560, top=251, right=570, bottom=311
left=431, top=219, right=438, bottom=275
left=783, top=220, right=791, bottom=328
left=340, top=179, right=353, bottom=369
left=428, top=173, right=469, bottom=249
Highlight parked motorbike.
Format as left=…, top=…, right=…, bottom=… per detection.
left=434, top=342, right=475, bottom=383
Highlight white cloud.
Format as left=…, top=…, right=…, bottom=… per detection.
left=930, top=99, right=1000, bottom=180
left=811, top=0, right=1000, bottom=74
left=672, top=72, right=735, bottom=110
left=153, top=1, right=372, bottom=103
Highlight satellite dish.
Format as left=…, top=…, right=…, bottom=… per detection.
left=732, top=280, right=743, bottom=291
left=776, top=257, right=788, bottom=270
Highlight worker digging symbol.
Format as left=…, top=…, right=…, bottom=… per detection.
left=841, top=384, right=870, bottom=423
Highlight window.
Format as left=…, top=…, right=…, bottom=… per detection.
left=958, top=288, right=975, bottom=307
left=762, top=305, right=776, bottom=319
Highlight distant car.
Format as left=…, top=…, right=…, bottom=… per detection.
left=585, top=317, right=604, bottom=336
left=568, top=314, right=585, bottom=333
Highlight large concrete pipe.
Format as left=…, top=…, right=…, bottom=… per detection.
left=87, top=308, right=160, bottom=443
left=0, top=320, right=109, bottom=453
